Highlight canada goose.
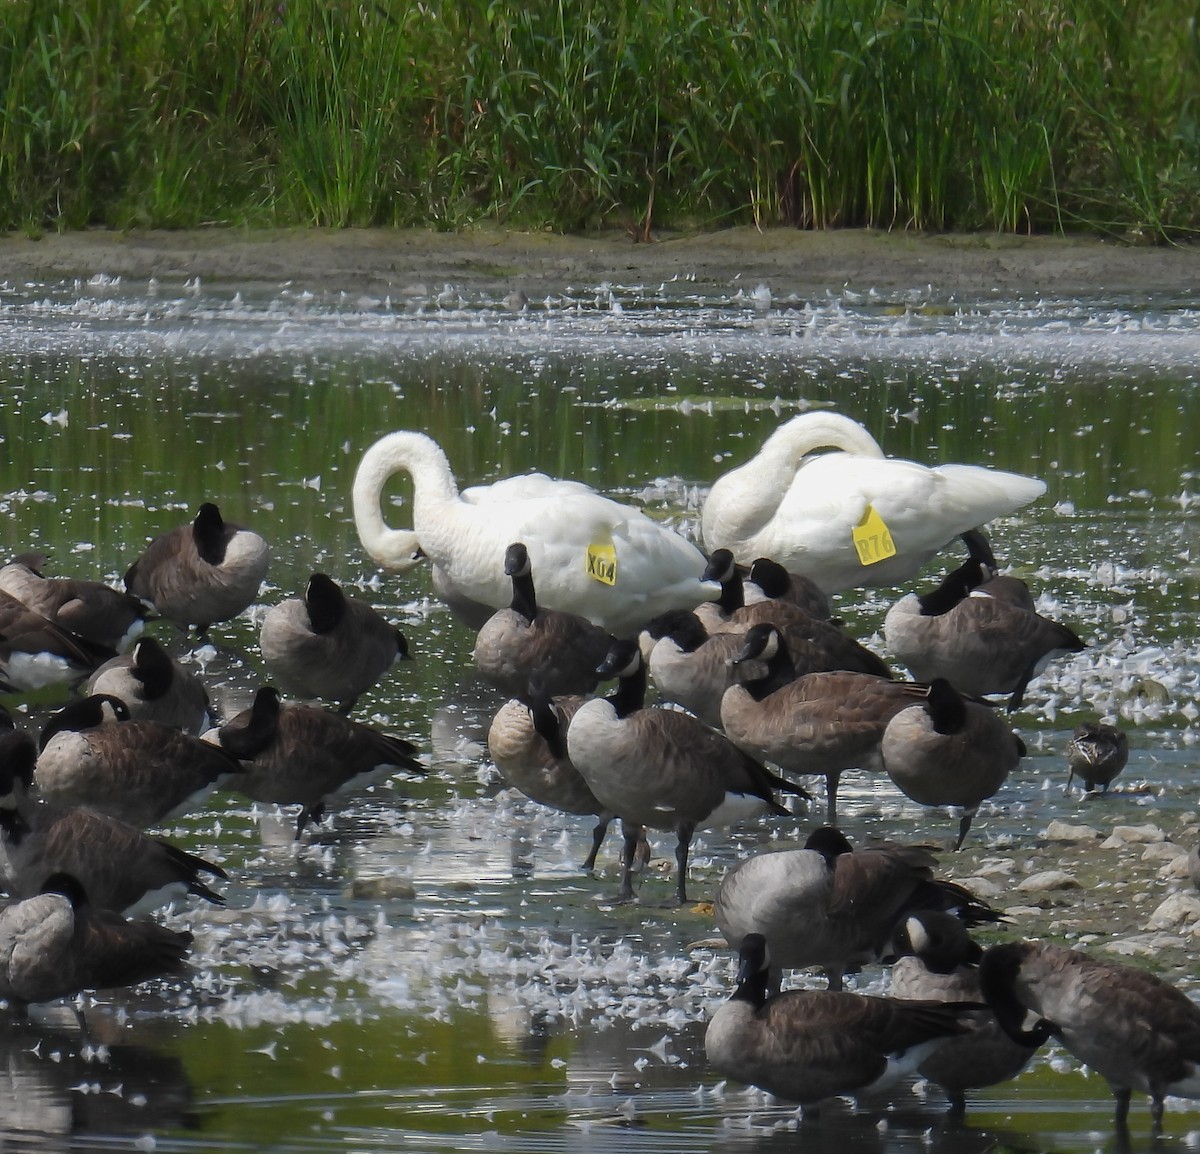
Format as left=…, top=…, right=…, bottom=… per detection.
left=259, top=573, right=410, bottom=713
left=880, top=678, right=1025, bottom=849
left=1064, top=721, right=1129, bottom=794
left=85, top=635, right=211, bottom=733
left=565, top=639, right=808, bottom=903
left=0, top=873, right=191, bottom=1009
left=472, top=543, right=614, bottom=698
left=204, top=686, right=424, bottom=838
left=0, top=590, right=115, bottom=691
left=883, top=552, right=1085, bottom=711
left=641, top=609, right=765, bottom=728
left=979, top=939, right=1200, bottom=1131
left=705, top=932, right=978, bottom=1110
left=701, top=551, right=892, bottom=680
left=0, top=555, right=147, bottom=652
left=700, top=412, right=1045, bottom=594
left=712, top=826, right=1000, bottom=991
left=0, top=732, right=225, bottom=913
left=36, top=695, right=243, bottom=828
left=888, top=910, right=1037, bottom=1114
left=744, top=556, right=831, bottom=619
left=488, top=690, right=630, bottom=871
left=351, top=430, right=716, bottom=636
left=720, top=625, right=925, bottom=822
left=123, top=502, right=270, bottom=634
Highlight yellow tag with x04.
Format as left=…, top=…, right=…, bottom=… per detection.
left=852, top=506, right=896, bottom=566
left=585, top=542, right=617, bottom=585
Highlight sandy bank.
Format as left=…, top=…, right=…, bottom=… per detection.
left=3, top=225, right=1198, bottom=299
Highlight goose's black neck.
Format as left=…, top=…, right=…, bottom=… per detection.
left=917, top=558, right=985, bottom=617
left=508, top=570, right=539, bottom=623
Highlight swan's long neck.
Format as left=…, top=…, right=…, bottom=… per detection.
left=352, top=431, right=460, bottom=573
left=704, top=413, right=887, bottom=550
left=758, top=412, right=886, bottom=470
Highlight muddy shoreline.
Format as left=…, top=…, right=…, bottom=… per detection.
left=3, top=225, right=1199, bottom=298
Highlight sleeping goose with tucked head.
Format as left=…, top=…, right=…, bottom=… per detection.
left=259, top=573, right=410, bottom=713
left=705, top=932, right=979, bottom=1111
left=352, top=430, right=715, bottom=636
left=884, top=537, right=1085, bottom=711
left=880, top=678, right=1025, bottom=849
left=701, top=412, right=1045, bottom=594
left=700, top=551, right=891, bottom=679
left=712, top=826, right=1000, bottom=992
left=472, top=543, right=614, bottom=698
left=85, top=635, right=211, bottom=733
left=0, top=873, right=192, bottom=1011
left=204, top=687, right=425, bottom=838
left=640, top=609, right=766, bottom=728
left=0, top=590, right=115, bottom=692
left=36, top=695, right=243, bottom=828
left=0, top=554, right=148, bottom=652
left=0, top=731, right=225, bottom=914
left=565, top=639, right=808, bottom=904
left=124, top=502, right=270, bottom=635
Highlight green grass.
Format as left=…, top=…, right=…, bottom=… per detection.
left=0, top=0, right=1197, bottom=237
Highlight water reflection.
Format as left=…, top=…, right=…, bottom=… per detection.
left=0, top=1015, right=197, bottom=1143
left=0, top=275, right=1199, bottom=1151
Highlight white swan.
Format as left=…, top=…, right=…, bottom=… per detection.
left=701, top=412, right=1046, bottom=594
left=352, top=431, right=715, bottom=636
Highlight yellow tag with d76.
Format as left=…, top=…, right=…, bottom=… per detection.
left=852, top=506, right=896, bottom=566
left=585, top=542, right=617, bottom=585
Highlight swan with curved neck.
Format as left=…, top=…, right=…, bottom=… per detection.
left=353, top=431, right=715, bottom=636
left=701, top=412, right=1045, bottom=594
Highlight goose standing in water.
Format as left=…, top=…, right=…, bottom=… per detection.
left=204, top=687, right=425, bottom=838
left=473, top=543, right=614, bottom=698
left=0, top=730, right=225, bottom=914
left=712, top=826, right=1000, bottom=991
left=0, top=555, right=148, bottom=652
left=36, top=696, right=244, bottom=827
left=880, top=678, right=1025, bottom=849
left=0, top=590, right=115, bottom=692
left=351, top=430, right=715, bottom=636
left=1064, top=721, right=1129, bottom=794
left=701, top=412, right=1045, bottom=594
left=259, top=573, right=410, bottom=713
left=0, top=873, right=192, bottom=1010
left=720, top=625, right=924, bottom=821
left=487, top=690, right=642, bottom=872
left=979, top=939, right=1200, bottom=1132
left=565, top=639, right=808, bottom=903
left=888, top=910, right=1037, bottom=1114
left=85, top=635, right=211, bottom=733
left=124, top=502, right=270, bottom=635
left=883, top=545, right=1085, bottom=710
left=705, top=932, right=978, bottom=1110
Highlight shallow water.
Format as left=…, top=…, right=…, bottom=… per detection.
left=1, top=270, right=1199, bottom=1152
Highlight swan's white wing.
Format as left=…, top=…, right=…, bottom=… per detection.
left=739, top=456, right=1045, bottom=592
left=438, top=490, right=713, bottom=635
